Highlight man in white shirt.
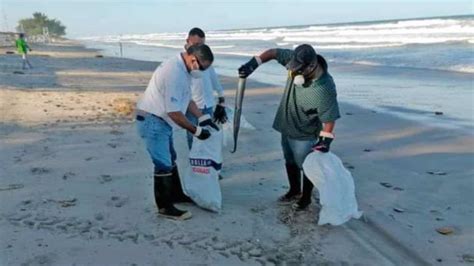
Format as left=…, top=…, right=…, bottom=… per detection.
left=136, top=44, right=219, bottom=220
left=184, top=28, right=227, bottom=149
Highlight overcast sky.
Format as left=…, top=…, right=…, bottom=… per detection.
left=1, top=0, right=472, bottom=37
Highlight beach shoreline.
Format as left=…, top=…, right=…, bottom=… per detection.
left=81, top=39, right=474, bottom=132
left=1, top=41, right=473, bottom=265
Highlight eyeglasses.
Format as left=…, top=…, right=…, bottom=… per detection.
left=193, top=56, right=206, bottom=71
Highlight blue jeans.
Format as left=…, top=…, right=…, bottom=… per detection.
left=136, top=113, right=176, bottom=173
left=185, top=106, right=214, bottom=149
left=281, top=135, right=317, bottom=169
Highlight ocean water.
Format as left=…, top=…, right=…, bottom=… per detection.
left=81, top=15, right=474, bottom=130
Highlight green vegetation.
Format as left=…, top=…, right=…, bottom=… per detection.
left=17, top=12, right=66, bottom=36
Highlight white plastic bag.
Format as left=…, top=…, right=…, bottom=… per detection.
left=182, top=128, right=223, bottom=212
left=302, top=151, right=363, bottom=226
left=222, top=107, right=256, bottom=147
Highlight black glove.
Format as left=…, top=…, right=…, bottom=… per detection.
left=198, top=114, right=219, bottom=131
left=313, top=132, right=334, bottom=153
left=213, top=104, right=227, bottom=124
left=238, top=56, right=260, bottom=78
left=194, top=126, right=211, bottom=140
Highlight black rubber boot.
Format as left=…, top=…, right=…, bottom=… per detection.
left=293, top=175, right=314, bottom=211
left=278, top=163, right=302, bottom=204
left=154, top=170, right=192, bottom=220
left=171, top=166, right=193, bottom=203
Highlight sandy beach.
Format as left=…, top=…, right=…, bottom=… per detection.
left=1, top=41, right=473, bottom=265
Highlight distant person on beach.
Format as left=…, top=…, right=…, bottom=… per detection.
left=238, top=44, right=340, bottom=211
left=136, top=43, right=218, bottom=220
left=15, top=33, right=33, bottom=70
left=184, top=27, right=227, bottom=150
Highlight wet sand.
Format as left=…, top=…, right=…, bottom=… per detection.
left=1, top=41, right=473, bottom=265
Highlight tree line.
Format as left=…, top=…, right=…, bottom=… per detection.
left=17, top=12, right=66, bottom=37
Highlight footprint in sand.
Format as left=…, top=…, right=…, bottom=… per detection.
left=107, top=143, right=118, bottom=149
left=56, top=198, right=77, bottom=208
left=107, top=196, right=128, bottom=208
left=117, top=151, right=136, bottom=162
left=94, top=213, right=104, bottom=221
left=0, top=184, right=24, bottom=191
left=30, top=167, right=51, bottom=175
left=427, top=171, right=447, bottom=176
left=194, top=236, right=266, bottom=262
left=109, top=130, right=124, bottom=136
left=250, top=205, right=267, bottom=215
left=4, top=210, right=277, bottom=264
left=277, top=204, right=320, bottom=235
left=21, top=253, right=56, bottom=265
left=38, top=217, right=66, bottom=231
left=22, top=219, right=36, bottom=228
left=98, top=174, right=113, bottom=184
left=21, top=199, right=32, bottom=206
left=13, top=155, right=23, bottom=163
left=6, top=213, right=33, bottom=223
left=62, top=171, right=76, bottom=180
left=343, top=162, right=355, bottom=170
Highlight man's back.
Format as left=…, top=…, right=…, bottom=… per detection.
left=16, top=38, right=27, bottom=54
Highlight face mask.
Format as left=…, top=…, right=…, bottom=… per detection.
left=293, top=75, right=305, bottom=86
left=190, top=70, right=203, bottom=79
left=291, top=62, right=319, bottom=86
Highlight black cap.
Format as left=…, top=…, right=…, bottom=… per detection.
left=287, top=44, right=318, bottom=72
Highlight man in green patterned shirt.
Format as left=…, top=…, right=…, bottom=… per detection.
left=15, top=33, right=33, bottom=70
left=238, top=44, right=340, bottom=211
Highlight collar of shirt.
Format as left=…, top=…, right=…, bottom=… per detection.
left=177, top=53, right=190, bottom=76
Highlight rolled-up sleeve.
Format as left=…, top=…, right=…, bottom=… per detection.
left=275, top=49, right=294, bottom=67
left=317, top=92, right=341, bottom=123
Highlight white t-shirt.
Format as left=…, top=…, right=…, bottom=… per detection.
left=191, top=66, right=224, bottom=109
left=137, top=53, right=192, bottom=128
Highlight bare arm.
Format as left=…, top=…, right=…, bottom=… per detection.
left=168, top=111, right=197, bottom=134
left=239, top=49, right=279, bottom=78
left=168, top=101, right=203, bottom=134
left=258, top=49, right=277, bottom=64
left=187, top=100, right=203, bottom=118
left=322, top=121, right=335, bottom=134
left=313, top=121, right=337, bottom=152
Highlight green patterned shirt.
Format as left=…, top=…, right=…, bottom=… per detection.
left=272, top=49, right=340, bottom=140
left=15, top=38, right=28, bottom=54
